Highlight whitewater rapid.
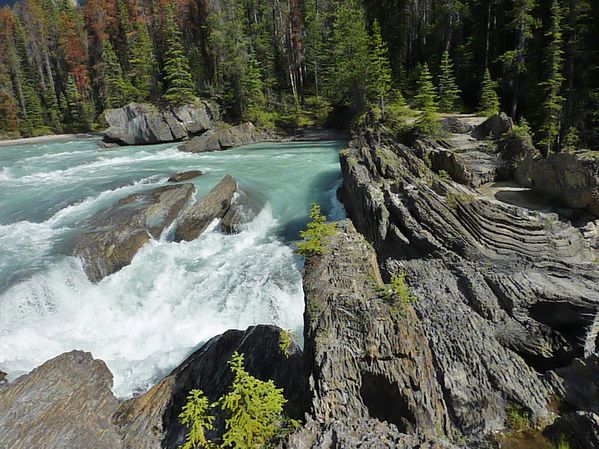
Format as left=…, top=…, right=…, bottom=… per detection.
left=0, top=138, right=345, bottom=397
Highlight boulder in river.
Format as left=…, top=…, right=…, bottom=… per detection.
left=168, top=170, right=203, bottom=183
left=0, top=351, right=122, bottom=449
left=101, top=101, right=216, bottom=146
left=73, top=183, right=195, bottom=282
left=178, top=122, right=265, bottom=153
left=114, top=324, right=306, bottom=449
left=174, top=175, right=262, bottom=241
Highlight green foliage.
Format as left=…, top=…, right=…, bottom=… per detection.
left=179, top=390, right=215, bottom=449
left=62, top=74, right=89, bottom=132
left=295, top=203, right=336, bottom=258
left=539, top=0, right=564, bottom=155
left=376, top=272, right=415, bottom=316
left=278, top=329, right=295, bottom=358
left=218, top=352, right=289, bottom=449
left=129, top=21, right=156, bottom=101
left=163, top=4, right=196, bottom=106
left=368, top=20, right=393, bottom=114
left=437, top=170, right=450, bottom=182
left=512, top=117, right=532, bottom=139
left=437, top=50, right=461, bottom=112
left=505, top=404, right=530, bottom=431
left=100, top=39, right=133, bottom=109
left=414, top=64, right=439, bottom=135
left=478, top=68, right=500, bottom=116
left=552, top=436, right=571, bottom=449
left=562, top=127, right=579, bottom=153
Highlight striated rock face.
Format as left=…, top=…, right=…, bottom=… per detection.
left=179, top=122, right=266, bottom=153
left=515, top=149, right=599, bottom=216
left=0, top=351, right=122, bottom=449
left=101, top=101, right=215, bottom=146
left=338, top=124, right=599, bottom=443
left=73, top=183, right=195, bottom=282
left=174, top=174, right=261, bottom=241
left=168, top=170, right=203, bottom=183
left=115, top=325, right=307, bottom=449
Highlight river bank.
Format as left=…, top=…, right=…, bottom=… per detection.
left=0, top=133, right=99, bottom=148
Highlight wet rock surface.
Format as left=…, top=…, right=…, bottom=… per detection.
left=73, top=183, right=195, bottom=282
left=101, top=101, right=215, bottom=146
left=179, top=122, right=266, bottom=153
left=167, top=170, right=203, bottom=183
left=0, top=351, right=123, bottom=449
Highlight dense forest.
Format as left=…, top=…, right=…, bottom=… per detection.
left=1, top=0, right=598, bottom=152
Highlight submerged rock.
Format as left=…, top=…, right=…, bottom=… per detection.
left=179, top=122, right=265, bottom=153
left=73, top=183, right=195, bottom=282
left=101, top=101, right=215, bottom=146
left=0, top=351, right=122, bottom=449
left=168, top=170, right=203, bottom=183
left=114, top=325, right=307, bottom=449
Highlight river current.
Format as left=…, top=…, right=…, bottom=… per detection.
left=0, top=138, right=345, bottom=397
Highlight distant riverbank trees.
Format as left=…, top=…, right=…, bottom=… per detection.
left=0, top=0, right=598, bottom=152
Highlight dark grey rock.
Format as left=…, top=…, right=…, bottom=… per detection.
left=0, top=351, right=122, bottom=449
left=174, top=175, right=237, bottom=242
left=441, top=117, right=474, bottom=134
left=221, top=189, right=263, bottom=234
left=114, top=325, right=307, bottom=449
left=471, top=113, right=513, bottom=140
left=73, top=183, right=195, bottom=282
left=168, top=170, right=203, bottom=183
left=179, top=122, right=264, bottom=153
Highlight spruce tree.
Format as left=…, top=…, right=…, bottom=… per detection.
left=414, top=63, right=439, bottom=135
left=100, top=39, right=132, bottom=109
left=128, top=21, right=156, bottom=101
left=240, top=51, right=265, bottom=120
left=478, top=68, right=500, bottom=116
left=438, top=50, right=461, bottom=113
left=539, top=0, right=564, bottom=154
left=368, top=20, right=393, bottom=115
left=178, top=390, right=214, bottom=449
left=162, top=4, right=196, bottom=106
left=63, top=74, right=84, bottom=131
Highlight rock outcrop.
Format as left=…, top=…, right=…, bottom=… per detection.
left=179, top=122, right=266, bottom=153
left=337, top=122, right=599, bottom=444
left=73, top=183, right=195, bottom=282
left=471, top=112, right=513, bottom=140
left=168, top=170, right=203, bottom=183
left=101, top=101, right=215, bottom=146
left=175, top=175, right=261, bottom=241
left=114, top=325, right=306, bottom=449
left=0, top=351, right=123, bottom=449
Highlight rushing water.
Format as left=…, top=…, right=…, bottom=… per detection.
left=0, top=137, right=345, bottom=397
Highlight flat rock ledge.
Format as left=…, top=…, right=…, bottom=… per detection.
left=168, top=170, right=203, bottom=183
left=178, top=122, right=267, bottom=153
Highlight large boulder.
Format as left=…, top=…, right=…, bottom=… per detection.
left=73, top=183, right=195, bottom=282
left=0, top=351, right=122, bottom=449
left=179, top=122, right=265, bottom=153
left=174, top=175, right=262, bottom=241
left=168, top=170, right=203, bottom=183
left=101, top=101, right=215, bottom=146
left=114, top=325, right=307, bottom=449
left=471, top=112, right=513, bottom=140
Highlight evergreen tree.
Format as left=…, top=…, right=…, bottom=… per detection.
left=178, top=390, right=214, bottom=449
left=128, top=21, right=156, bottom=101
left=218, top=352, right=288, bottom=449
left=368, top=20, right=393, bottom=115
left=414, top=63, right=438, bottom=134
left=0, top=89, right=19, bottom=133
left=539, top=0, right=564, bottom=154
left=437, top=50, right=461, bottom=112
left=303, top=0, right=327, bottom=98
left=241, top=51, right=265, bottom=120
left=478, top=68, right=500, bottom=116
left=63, top=74, right=85, bottom=131
left=100, top=40, right=132, bottom=109
left=162, top=4, right=196, bottom=106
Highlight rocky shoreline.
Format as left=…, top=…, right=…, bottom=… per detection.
left=1, top=114, right=598, bottom=449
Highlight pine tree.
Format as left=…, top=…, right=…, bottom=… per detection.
left=368, top=20, right=393, bottom=115
left=303, top=0, right=327, bottom=98
left=478, top=68, right=500, bottom=116
left=128, top=21, right=156, bottom=101
left=162, top=4, right=196, bottom=106
left=414, top=63, right=438, bottom=135
left=539, top=0, right=564, bottom=154
left=218, top=352, right=288, bottom=449
left=178, top=390, right=215, bottom=449
left=438, top=50, right=461, bottom=112
left=63, top=74, right=84, bottom=131
left=241, top=51, right=265, bottom=120
left=100, top=40, right=132, bottom=109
